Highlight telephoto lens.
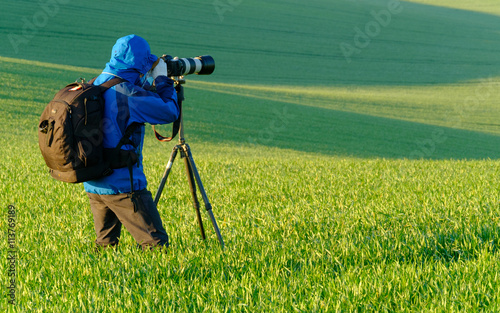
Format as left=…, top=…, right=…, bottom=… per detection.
left=163, top=55, right=215, bottom=77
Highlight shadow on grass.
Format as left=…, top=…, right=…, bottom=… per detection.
left=184, top=89, right=500, bottom=160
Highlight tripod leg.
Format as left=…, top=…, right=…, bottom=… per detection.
left=183, top=155, right=206, bottom=240
left=154, top=145, right=179, bottom=206
left=184, top=145, right=225, bottom=249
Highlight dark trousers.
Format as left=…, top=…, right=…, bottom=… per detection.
left=87, top=189, right=168, bottom=249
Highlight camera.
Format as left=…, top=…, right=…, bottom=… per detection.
left=162, top=55, right=215, bottom=77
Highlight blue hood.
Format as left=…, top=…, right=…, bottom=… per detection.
left=102, top=34, right=158, bottom=84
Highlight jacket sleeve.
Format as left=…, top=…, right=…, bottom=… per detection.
left=126, top=76, right=179, bottom=125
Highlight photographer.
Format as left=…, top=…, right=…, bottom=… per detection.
left=83, top=34, right=179, bottom=250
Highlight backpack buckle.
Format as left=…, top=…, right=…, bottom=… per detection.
left=102, top=168, right=114, bottom=177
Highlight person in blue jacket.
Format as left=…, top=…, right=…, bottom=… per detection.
left=84, top=34, right=179, bottom=250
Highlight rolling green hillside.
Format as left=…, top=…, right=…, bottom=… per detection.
left=1, top=0, right=500, bottom=311
left=2, top=0, right=499, bottom=157
left=1, top=0, right=499, bottom=86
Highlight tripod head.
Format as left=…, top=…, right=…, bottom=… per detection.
left=174, top=79, right=185, bottom=144
left=172, top=76, right=185, bottom=102
left=171, top=75, right=186, bottom=85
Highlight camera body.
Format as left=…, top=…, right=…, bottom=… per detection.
left=162, top=55, right=215, bottom=77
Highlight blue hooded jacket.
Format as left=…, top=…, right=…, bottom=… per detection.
left=83, top=35, right=179, bottom=195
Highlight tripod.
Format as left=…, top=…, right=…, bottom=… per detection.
left=153, top=80, right=224, bottom=249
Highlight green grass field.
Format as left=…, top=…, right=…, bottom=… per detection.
left=1, top=0, right=500, bottom=311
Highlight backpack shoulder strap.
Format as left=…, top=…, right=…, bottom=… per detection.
left=117, top=122, right=144, bottom=150
left=88, top=76, right=126, bottom=89
left=118, top=122, right=144, bottom=212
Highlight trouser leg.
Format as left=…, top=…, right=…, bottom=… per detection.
left=88, top=193, right=122, bottom=247
left=87, top=189, right=168, bottom=249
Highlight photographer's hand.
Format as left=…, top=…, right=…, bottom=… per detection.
left=151, top=58, right=168, bottom=79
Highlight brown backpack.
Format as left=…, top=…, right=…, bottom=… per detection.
left=38, top=77, right=140, bottom=183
